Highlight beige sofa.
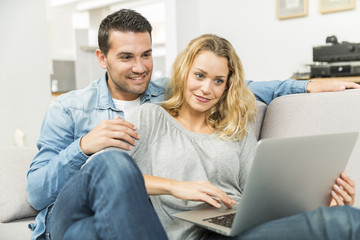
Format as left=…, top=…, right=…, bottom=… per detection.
left=1, top=89, right=360, bottom=239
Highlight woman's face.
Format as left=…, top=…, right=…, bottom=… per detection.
left=183, top=50, right=229, bottom=114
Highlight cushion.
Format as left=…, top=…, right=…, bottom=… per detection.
left=0, top=146, right=39, bottom=223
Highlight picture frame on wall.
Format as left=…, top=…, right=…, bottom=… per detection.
left=277, top=0, right=308, bottom=20
left=319, top=0, right=355, bottom=14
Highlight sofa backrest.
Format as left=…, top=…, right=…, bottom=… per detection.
left=260, top=89, right=360, bottom=208
left=253, top=101, right=268, bottom=140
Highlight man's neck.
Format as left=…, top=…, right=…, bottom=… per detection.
left=107, top=78, right=141, bottom=101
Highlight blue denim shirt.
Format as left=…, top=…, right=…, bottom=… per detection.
left=26, top=73, right=308, bottom=239
left=26, top=73, right=166, bottom=240
left=247, top=79, right=308, bottom=105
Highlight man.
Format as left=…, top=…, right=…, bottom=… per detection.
left=27, top=9, right=360, bottom=239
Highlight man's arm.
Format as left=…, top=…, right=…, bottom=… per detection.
left=27, top=102, right=89, bottom=210
left=247, top=79, right=307, bottom=105
left=247, top=79, right=360, bottom=105
left=306, top=80, right=360, bottom=93
left=27, top=103, right=140, bottom=211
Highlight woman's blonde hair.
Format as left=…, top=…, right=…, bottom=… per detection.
left=162, top=34, right=257, bottom=140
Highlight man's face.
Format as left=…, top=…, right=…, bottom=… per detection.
left=99, top=31, right=153, bottom=100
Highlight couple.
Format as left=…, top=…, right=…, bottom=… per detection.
left=27, top=9, right=360, bottom=240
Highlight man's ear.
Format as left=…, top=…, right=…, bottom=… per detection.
left=96, top=49, right=107, bottom=69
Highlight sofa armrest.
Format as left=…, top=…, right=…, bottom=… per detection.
left=0, top=146, right=39, bottom=223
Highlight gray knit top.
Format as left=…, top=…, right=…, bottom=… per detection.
left=126, top=103, right=257, bottom=240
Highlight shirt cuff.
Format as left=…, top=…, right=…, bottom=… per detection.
left=291, top=79, right=309, bottom=93
left=65, top=137, right=89, bottom=169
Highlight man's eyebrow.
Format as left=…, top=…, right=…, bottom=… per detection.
left=116, top=49, right=152, bottom=57
left=143, top=49, right=152, bottom=54
left=116, top=52, right=133, bottom=57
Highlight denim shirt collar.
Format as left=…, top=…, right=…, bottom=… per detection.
left=96, top=72, right=164, bottom=111
left=140, top=78, right=164, bottom=103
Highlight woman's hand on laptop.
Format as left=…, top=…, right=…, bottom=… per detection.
left=169, top=180, right=236, bottom=209
left=143, top=175, right=236, bottom=209
left=329, top=172, right=355, bottom=206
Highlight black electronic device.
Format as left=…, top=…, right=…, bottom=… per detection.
left=310, top=63, right=360, bottom=78
left=313, top=36, right=360, bottom=62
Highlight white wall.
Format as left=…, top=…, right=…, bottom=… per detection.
left=168, top=0, right=360, bottom=81
left=0, top=0, right=50, bottom=147
left=1, top=0, right=358, bottom=147
left=47, top=4, right=77, bottom=61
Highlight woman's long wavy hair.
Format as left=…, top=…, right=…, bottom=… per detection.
left=162, top=34, right=257, bottom=140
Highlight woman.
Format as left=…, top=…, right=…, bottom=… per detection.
left=127, top=33, right=258, bottom=239
left=50, top=34, right=359, bottom=240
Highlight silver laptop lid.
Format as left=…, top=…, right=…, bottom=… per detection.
left=231, top=131, right=359, bottom=236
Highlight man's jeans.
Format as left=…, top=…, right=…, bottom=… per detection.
left=45, top=150, right=360, bottom=240
left=45, top=151, right=167, bottom=240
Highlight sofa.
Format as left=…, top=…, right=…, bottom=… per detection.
left=1, top=89, right=360, bottom=239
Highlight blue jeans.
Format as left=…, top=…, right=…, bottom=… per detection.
left=45, top=150, right=167, bottom=240
left=46, top=150, right=360, bottom=240
left=208, top=206, right=360, bottom=240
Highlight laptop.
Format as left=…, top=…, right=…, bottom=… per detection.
left=173, top=132, right=359, bottom=237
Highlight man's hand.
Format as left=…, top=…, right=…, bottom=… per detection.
left=306, top=80, right=360, bottom=93
left=80, top=115, right=139, bottom=156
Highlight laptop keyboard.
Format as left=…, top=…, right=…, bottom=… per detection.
left=203, top=213, right=235, bottom=228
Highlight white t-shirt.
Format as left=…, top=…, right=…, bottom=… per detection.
left=112, top=97, right=141, bottom=119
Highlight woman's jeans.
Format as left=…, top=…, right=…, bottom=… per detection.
left=45, top=150, right=360, bottom=240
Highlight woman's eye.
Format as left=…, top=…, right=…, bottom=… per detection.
left=215, top=79, right=224, bottom=85
left=195, top=73, right=204, bottom=79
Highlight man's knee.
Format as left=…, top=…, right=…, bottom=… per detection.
left=84, top=149, right=141, bottom=181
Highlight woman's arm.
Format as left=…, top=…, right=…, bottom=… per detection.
left=329, top=172, right=355, bottom=206
left=143, top=175, right=236, bottom=209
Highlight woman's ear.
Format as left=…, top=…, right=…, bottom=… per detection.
left=96, top=49, right=107, bottom=69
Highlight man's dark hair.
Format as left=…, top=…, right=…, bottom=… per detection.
left=98, top=9, right=152, bottom=56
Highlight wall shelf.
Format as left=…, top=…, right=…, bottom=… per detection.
left=79, top=46, right=97, bottom=52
